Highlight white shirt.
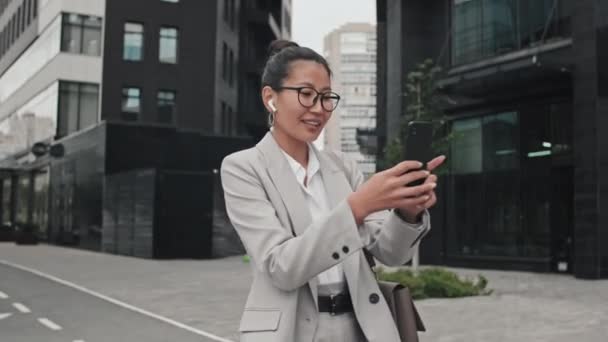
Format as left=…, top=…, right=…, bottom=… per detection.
left=280, top=145, right=346, bottom=294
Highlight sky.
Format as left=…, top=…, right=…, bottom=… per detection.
left=292, top=0, right=376, bottom=54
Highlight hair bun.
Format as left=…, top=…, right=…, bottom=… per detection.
left=267, top=40, right=299, bottom=58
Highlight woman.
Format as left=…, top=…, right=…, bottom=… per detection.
left=221, top=40, right=445, bottom=342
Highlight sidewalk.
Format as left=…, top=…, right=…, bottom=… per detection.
left=1, top=243, right=607, bottom=342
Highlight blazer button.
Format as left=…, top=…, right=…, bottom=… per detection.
left=342, top=246, right=349, bottom=254
left=369, top=293, right=380, bottom=304
left=332, top=252, right=340, bottom=260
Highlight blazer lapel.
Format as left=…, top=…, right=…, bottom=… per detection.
left=315, top=147, right=363, bottom=308
left=256, top=132, right=319, bottom=305
left=256, top=132, right=312, bottom=236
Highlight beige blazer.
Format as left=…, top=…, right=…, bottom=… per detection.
left=221, top=132, right=430, bottom=342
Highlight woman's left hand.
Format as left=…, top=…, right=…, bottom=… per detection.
left=396, top=155, right=446, bottom=223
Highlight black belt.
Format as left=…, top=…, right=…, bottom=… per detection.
left=318, top=293, right=353, bottom=315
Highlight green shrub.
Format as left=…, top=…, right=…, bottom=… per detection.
left=376, top=267, right=493, bottom=300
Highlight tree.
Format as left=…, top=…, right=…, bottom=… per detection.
left=380, top=59, right=452, bottom=272
left=381, top=59, right=452, bottom=172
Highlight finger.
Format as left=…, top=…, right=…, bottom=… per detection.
left=424, top=174, right=438, bottom=184
left=426, top=155, right=446, bottom=172
left=396, top=170, right=429, bottom=186
left=421, top=192, right=437, bottom=209
left=389, top=160, right=425, bottom=176
left=396, top=194, right=430, bottom=208
left=397, top=182, right=436, bottom=198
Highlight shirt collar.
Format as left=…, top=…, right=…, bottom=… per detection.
left=280, top=144, right=320, bottom=187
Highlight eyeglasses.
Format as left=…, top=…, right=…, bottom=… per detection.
left=274, top=86, right=341, bottom=111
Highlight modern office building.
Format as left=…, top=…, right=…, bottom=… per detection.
left=0, top=0, right=291, bottom=258
left=323, top=23, right=377, bottom=178
left=376, top=0, right=607, bottom=279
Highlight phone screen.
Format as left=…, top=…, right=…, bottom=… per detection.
left=402, top=121, right=433, bottom=186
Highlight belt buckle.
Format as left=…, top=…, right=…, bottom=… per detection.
left=330, top=294, right=337, bottom=316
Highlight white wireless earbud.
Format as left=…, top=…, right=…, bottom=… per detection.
left=268, top=100, right=277, bottom=113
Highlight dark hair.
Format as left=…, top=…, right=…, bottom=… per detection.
left=261, top=40, right=332, bottom=89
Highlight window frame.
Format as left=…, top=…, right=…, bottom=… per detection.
left=121, top=86, right=142, bottom=121
left=156, top=89, right=177, bottom=124
left=123, top=21, right=145, bottom=62
left=158, top=26, right=179, bottom=64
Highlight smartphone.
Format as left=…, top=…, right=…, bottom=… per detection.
left=402, top=121, right=434, bottom=186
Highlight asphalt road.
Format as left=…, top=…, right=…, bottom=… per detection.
left=0, top=263, right=223, bottom=342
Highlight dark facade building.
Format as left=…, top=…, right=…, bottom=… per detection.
left=0, top=0, right=291, bottom=258
left=377, top=0, right=608, bottom=279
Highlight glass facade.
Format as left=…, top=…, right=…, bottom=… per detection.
left=447, top=102, right=572, bottom=259
left=123, top=22, right=144, bottom=61
left=159, top=27, right=178, bottom=64
left=0, top=82, right=59, bottom=157
left=452, top=0, right=570, bottom=65
left=57, top=82, right=100, bottom=138
left=32, top=169, right=49, bottom=237
left=1, top=178, right=11, bottom=226
left=15, top=174, right=30, bottom=226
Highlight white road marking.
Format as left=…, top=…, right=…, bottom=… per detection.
left=73, top=340, right=85, bottom=342
left=0, top=259, right=234, bottom=342
left=0, top=291, right=8, bottom=299
left=38, top=317, right=62, bottom=331
left=0, top=312, right=12, bottom=320
left=13, top=302, right=31, bottom=313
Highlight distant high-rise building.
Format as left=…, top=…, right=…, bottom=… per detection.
left=323, top=23, right=377, bottom=178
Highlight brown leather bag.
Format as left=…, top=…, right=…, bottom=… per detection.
left=364, top=250, right=426, bottom=342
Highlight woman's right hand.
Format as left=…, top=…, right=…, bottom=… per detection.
left=347, top=161, right=436, bottom=225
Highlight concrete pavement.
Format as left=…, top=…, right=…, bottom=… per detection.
left=1, top=243, right=607, bottom=342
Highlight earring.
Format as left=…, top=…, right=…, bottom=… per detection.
left=267, top=112, right=275, bottom=127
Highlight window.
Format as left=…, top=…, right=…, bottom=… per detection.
left=228, top=49, right=234, bottom=86
left=61, top=14, right=102, bottom=56
left=221, top=101, right=234, bottom=134
left=157, top=90, right=176, bottom=124
left=159, top=27, right=178, bottom=64
left=20, top=3, right=25, bottom=32
left=26, top=0, right=31, bottom=25
left=10, top=15, right=14, bottom=43
left=121, top=87, right=141, bottom=120
left=123, top=22, right=144, bottom=61
left=57, top=82, right=100, bottom=138
left=222, top=43, right=228, bottom=81
left=17, top=6, right=21, bottom=35
left=283, top=7, right=291, bottom=34
left=1, top=29, right=5, bottom=56
left=224, top=0, right=236, bottom=29
left=223, top=0, right=230, bottom=23
left=222, top=43, right=234, bottom=86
